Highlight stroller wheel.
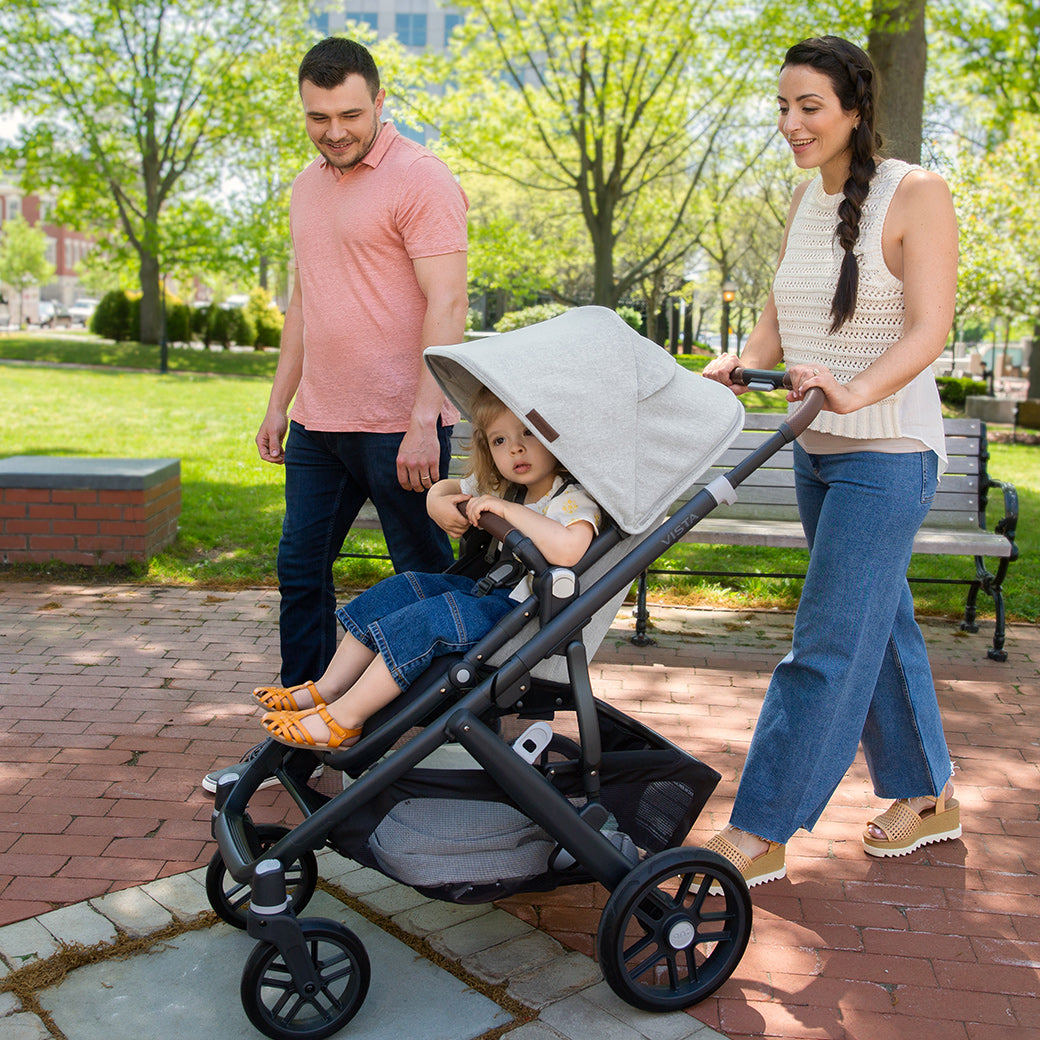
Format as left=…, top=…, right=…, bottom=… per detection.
left=206, top=824, right=318, bottom=929
left=597, top=847, right=751, bottom=1011
left=241, top=919, right=370, bottom=1040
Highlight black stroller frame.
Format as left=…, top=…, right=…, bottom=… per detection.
left=208, top=359, right=823, bottom=1040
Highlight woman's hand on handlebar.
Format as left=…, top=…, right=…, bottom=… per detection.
left=785, top=363, right=846, bottom=411
left=702, top=353, right=749, bottom=394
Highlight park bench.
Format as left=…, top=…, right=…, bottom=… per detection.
left=631, top=412, right=1019, bottom=661
left=343, top=415, right=1018, bottom=662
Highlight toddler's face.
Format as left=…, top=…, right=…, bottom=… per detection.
left=486, top=409, right=558, bottom=499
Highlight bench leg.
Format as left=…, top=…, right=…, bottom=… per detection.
left=964, top=558, right=1011, bottom=662
left=631, top=572, right=656, bottom=647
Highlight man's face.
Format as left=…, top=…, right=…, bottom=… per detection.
left=300, top=74, right=384, bottom=171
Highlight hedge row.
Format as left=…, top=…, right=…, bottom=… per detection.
left=90, top=289, right=284, bottom=349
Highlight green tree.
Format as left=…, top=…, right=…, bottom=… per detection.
left=414, top=0, right=772, bottom=309
left=0, top=216, right=56, bottom=327
left=0, top=0, right=311, bottom=345
left=952, top=118, right=1040, bottom=393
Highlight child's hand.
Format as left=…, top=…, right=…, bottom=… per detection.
left=464, top=494, right=510, bottom=528
left=428, top=489, right=473, bottom=538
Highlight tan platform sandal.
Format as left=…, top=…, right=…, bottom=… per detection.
left=704, top=831, right=787, bottom=887
left=862, top=791, right=961, bottom=858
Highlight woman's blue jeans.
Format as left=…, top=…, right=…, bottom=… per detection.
left=276, top=421, right=455, bottom=687
left=730, top=445, right=954, bottom=844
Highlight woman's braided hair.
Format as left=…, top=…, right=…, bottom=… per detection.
left=782, top=36, right=884, bottom=333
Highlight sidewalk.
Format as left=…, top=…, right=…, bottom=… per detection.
left=1, top=582, right=1037, bottom=1039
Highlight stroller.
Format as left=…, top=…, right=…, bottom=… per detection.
left=208, top=307, right=824, bottom=1039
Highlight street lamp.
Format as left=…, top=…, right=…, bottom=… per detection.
left=721, top=281, right=736, bottom=354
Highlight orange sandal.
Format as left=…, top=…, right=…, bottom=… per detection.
left=261, top=705, right=362, bottom=751
left=252, top=681, right=326, bottom=713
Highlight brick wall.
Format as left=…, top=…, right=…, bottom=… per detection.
left=0, top=457, right=180, bottom=565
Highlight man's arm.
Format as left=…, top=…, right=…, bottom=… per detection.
left=255, top=275, right=304, bottom=465
left=396, top=250, right=469, bottom=492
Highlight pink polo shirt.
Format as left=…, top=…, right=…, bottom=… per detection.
left=289, top=122, right=467, bottom=432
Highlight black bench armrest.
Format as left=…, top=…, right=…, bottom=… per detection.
left=984, top=476, right=1019, bottom=561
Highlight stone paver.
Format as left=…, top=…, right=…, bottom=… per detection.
left=2, top=582, right=1038, bottom=1040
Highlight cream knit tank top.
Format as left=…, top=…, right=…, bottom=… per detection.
left=774, top=158, right=945, bottom=462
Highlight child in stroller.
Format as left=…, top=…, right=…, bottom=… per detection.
left=254, top=386, right=601, bottom=751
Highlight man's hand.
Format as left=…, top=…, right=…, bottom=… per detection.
left=397, top=422, right=441, bottom=492
left=256, top=410, right=289, bottom=464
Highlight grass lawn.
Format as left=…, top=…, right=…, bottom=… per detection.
left=2, top=334, right=1036, bottom=625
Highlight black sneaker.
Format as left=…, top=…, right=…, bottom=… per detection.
left=201, top=740, right=323, bottom=793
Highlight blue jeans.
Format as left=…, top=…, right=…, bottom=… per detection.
left=277, top=421, right=455, bottom=686
left=730, top=445, right=953, bottom=844
left=336, top=572, right=515, bottom=690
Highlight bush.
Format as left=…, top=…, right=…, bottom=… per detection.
left=91, top=290, right=134, bottom=342
left=244, top=287, right=283, bottom=350
left=937, top=376, right=988, bottom=408
left=207, top=305, right=255, bottom=349
left=165, top=302, right=193, bottom=345
left=494, top=302, right=570, bottom=332
left=615, top=305, right=643, bottom=332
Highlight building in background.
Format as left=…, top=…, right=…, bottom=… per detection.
left=0, top=181, right=94, bottom=323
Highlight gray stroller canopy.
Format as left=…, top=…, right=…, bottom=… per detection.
left=424, top=306, right=745, bottom=534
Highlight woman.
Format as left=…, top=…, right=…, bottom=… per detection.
left=702, top=36, right=960, bottom=887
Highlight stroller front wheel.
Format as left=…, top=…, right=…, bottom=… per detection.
left=206, top=824, right=319, bottom=929
left=597, top=847, right=752, bottom=1011
left=241, top=919, right=370, bottom=1040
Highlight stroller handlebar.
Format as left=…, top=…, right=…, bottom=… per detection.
left=731, top=366, right=825, bottom=439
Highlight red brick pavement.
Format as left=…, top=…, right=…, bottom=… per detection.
left=1, top=582, right=1037, bottom=1039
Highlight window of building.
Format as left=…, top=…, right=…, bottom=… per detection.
left=444, top=13, right=463, bottom=45
left=395, top=12, right=427, bottom=47
left=345, top=9, right=378, bottom=31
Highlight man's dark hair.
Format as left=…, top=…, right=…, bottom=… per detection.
left=298, top=37, right=380, bottom=96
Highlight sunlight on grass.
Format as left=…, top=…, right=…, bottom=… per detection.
left=2, top=361, right=1036, bottom=623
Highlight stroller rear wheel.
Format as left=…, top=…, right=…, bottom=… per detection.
left=597, top=847, right=751, bottom=1011
left=240, top=919, right=370, bottom=1040
left=206, top=823, right=319, bottom=929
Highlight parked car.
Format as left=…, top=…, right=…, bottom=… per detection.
left=68, top=298, right=99, bottom=325
left=38, top=300, right=73, bottom=328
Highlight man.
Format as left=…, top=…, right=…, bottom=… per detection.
left=203, top=37, right=468, bottom=792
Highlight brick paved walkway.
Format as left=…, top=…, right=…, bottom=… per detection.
left=1, top=582, right=1037, bottom=1039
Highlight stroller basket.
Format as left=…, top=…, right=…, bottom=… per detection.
left=328, top=708, right=720, bottom=903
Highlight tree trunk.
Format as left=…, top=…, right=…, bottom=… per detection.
left=868, top=0, right=927, bottom=164
left=1029, top=321, right=1040, bottom=399
left=138, top=251, right=162, bottom=345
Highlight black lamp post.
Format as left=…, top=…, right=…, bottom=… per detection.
left=159, top=273, right=168, bottom=374
left=721, top=281, right=736, bottom=354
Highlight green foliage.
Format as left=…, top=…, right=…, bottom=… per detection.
left=243, top=287, right=284, bottom=350
left=937, top=376, right=988, bottom=408
left=494, top=303, right=570, bottom=332
left=0, top=0, right=314, bottom=343
left=615, top=306, right=643, bottom=332
left=0, top=216, right=55, bottom=324
left=164, top=302, right=194, bottom=345
left=206, top=306, right=255, bottom=350
left=91, top=290, right=135, bottom=342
